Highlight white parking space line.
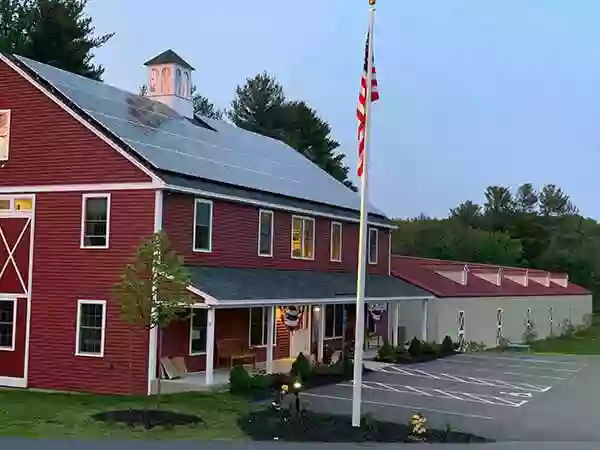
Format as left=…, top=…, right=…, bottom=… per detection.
left=302, top=392, right=496, bottom=420
left=455, top=354, right=581, bottom=365
left=432, top=357, right=581, bottom=373
left=471, top=368, right=567, bottom=381
left=370, top=365, right=552, bottom=392
left=337, top=381, right=529, bottom=408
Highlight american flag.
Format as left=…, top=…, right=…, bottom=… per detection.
left=356, top=31, right=379, bottom=177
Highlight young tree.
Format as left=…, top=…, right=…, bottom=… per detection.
left=515, top=183, right=538, bottom=213
left=191, top=85, right=223, bottom=120
left=113, top=231, right=193, bottom=406
left=539, top=184, right=578, bottom=216
left=449, top=200, right=482, bottom=227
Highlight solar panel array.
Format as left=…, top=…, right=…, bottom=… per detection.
left=16, top=55, right=385, bottom=216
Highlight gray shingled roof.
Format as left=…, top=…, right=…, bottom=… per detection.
left=13, top=55, right=388, bottom=220
left=187, top=266, right=431, bottom=304
left=143, top=49, right=195, bottom=70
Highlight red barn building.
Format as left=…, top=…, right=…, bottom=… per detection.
left=0, top=50, right=431, bottom=395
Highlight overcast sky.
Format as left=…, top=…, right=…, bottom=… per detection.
left=87, top=0, right=600, bottom=219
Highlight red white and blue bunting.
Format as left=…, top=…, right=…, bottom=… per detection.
left=368, top=303, right=387, bottom=321
left=278, top=305, right=305, bottom=330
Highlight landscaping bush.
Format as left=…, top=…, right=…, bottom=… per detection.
left=376, top=342, right=396, bottom=362
left=229, top=365, right=251, bottom=394
left=250, top=373, right=274, bottom=391
left=421, top=341, right=439, bottom=357
left=441, top=336, right=454, bottom=356
left=291, top=352, right=312, bottom=381
left=408, top=337, right=422, bottom=357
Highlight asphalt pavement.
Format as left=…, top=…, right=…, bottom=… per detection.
left=302, top=352, right=600, bottom=442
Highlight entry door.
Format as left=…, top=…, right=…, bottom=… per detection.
left=290, top=307, right=311, bottom=358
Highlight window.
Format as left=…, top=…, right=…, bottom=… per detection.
left=14, top=198, right=32, bottom=211
left=0, top=110, right=10, bottom=161
left=0, top=299, right=16, bottom=350
left=81, top=194, right=110, bottom=249
left=291, top=216, right=315, bottom=259
left=249, top=307, right=276, bottom=347
left=76, top=300, right=106, bottom=357
left=330, top=221, right=342, bottom=262
left=0, top=199, right=10, bottom=210
left=325, top=304, right=344, bottom=339
left=258, top=210, right=274, bottom=257
left=193, top=199, right=213, bottom=252
left=189, top=308, right=208, bottom=355
left=368, top=228, right=378, bottom=264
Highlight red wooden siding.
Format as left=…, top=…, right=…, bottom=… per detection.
left=0, top=297, right=26, bottom=378
left=0, top=60, right=151, bottom=186
left=0, top=217, right=30, bottom=295
left=27, top=190, right=155, bottom=395
left=163, top=308, right=290, bottom=373
left=163, top=192, right=390, bottom=275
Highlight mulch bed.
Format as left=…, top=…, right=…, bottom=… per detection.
left=92, top=409, right=203, bottom=429
left=240, top=408, right=491, bottom=443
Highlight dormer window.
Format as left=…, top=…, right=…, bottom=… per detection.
left=0, top=110, right=11, bottom=161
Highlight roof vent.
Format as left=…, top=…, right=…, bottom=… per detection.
left=470, top=267, right=502, bottom=287
left=528, top=271, right=550, bottom=287
left=550, top=273, right=568, bottom=288
left=503, top=269, right=528, bottom=287
left=431, top=264, right=468, bottom=286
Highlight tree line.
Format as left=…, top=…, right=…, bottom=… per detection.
left=393, top=183, right=600, bottom=308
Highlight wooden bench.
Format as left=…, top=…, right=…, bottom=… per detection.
left=217, top=338, right=256, bottom=369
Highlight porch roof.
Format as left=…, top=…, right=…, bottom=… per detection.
left=186, top=266, right=433, bottom=307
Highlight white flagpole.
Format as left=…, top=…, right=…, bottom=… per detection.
left=351, top=0, right=376, bottom=428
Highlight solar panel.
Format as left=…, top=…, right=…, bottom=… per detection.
left=15, top=55, right=386, bottom=216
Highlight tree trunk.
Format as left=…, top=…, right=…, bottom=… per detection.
left=156, top=326, right=162, bottom=410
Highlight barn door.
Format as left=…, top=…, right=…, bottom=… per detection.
left=0, top=196, right=33, bottom=384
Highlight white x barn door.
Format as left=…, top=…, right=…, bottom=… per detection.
left=0, top=217, right=31, bottom=296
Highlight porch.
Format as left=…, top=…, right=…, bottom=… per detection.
left=152, top=267, right=434, bottom=394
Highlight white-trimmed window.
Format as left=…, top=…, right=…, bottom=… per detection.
left=258, top=209, right=274, bottom=257
left=75, top=300, right=106, bottom=357
left=330, top=221, right=342, bottom=262
left=81, top=194, right=110, bottom=249
left=291, top=216, right=315, bottom=259
left=0, top=195, right=33, bottom=212
left=193, top=199, right=213, bottom=252
left=189, top=308, right=208, bottom=355
left=368, top=228, right=378, bottom=264
left=249, top=307, right=276, bottom=347
left=325, top=304, right=344, bottom=339
left=0, top=110, right=10, bottom=161
left=0, top=299, right=16, bottom=351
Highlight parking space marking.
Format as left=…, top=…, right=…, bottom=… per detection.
left=432, top=358, right=581, bottom=373
left=302, top=392, right=496, bottom=420
left=371, top=364, right=552, bottom=392
left=455, top=354, right=581, bottom=365
left=472, top=368, right=567, bottom=381
left=337, top=381, right=529, bottom=407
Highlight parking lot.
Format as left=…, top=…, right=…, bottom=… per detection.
left=302, top=353, right=600, bottom=441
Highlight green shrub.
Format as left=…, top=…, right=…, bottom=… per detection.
left=395, top=345, right=407, bottom=356
left=441, top=336, right=454, bottom=355
left=376, top=342, right=396, bottom=362
left=291, top=352, right=312, bottom=381
left=250, top=373, right=273, bottom=391
left=408, top=337, right=422, bottom=357
left=229, top=365, right=251, bottom=394
left=422, top=341, right=439, bottom=356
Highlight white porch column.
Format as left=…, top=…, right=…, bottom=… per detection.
left=421, top=299, right=428, bottom=341
left=317, top=305, right=325, bottom=362
left=205, top=308, right=216, bottom=386
left=392, top=302, right=400, bottom=346
left=266, top=305, right=275, bottom=373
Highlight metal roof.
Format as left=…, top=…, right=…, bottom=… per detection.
left=187, top=266, right=432, bottom=303
left=14, top=55, right=387, bottom=218
left=143, top=49, right=195, bottom=70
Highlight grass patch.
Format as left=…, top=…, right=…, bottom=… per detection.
left=527, top=318, right=600, bottom=355
left=0, top=389, right=253, bottom=440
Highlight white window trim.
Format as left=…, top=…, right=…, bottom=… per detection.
left=75, top=299, right=107, bottom=358
left=80, top=193, right=111, bottom=249
left=329, top=221, right=343, bottom=262
left=0, top=109, right=11, bottom=162
left=189, top=307, right=207, bottom=356
left=0, top=298, right=17, bottom=351
left=248, top=307, right=277, bottom=348
left=324, top=304, right=344, bottom=339
left=290, top=215, right=315, bottom=260
left=368, top=227, right=379, bottom=265
left=257, top=209, right=274, bottom=257
left=193, top=198, right=213, bottom=253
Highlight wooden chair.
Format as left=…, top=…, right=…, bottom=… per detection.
left=216, top=338, right=256, bottom=369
